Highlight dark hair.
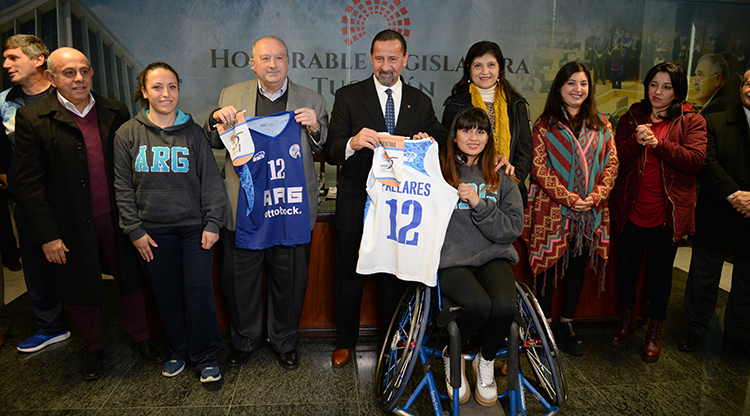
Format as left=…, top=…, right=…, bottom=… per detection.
left=640, top=62, right=687, bottom=120
left=451, top=41, right=521, bottom=100
left=439, top=107, right=503, bottom=192
left=370, top=29, right=407, bottom=55
left=133, top=62, right=181, bottom=105
left=539, top=61, right=602, bottom=131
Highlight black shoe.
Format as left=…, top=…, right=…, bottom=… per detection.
left=555, top=321, right=584, bottom=356
left=724, top=338, right=750, bottom=358
left=83, top=349, right=104, bottom=380
left=227, top=348, right=252, bottom=367
left=679, top=333, right=701, bottom=353
left=275, top=350, right=299, bottom=370
left=135, top=340, right=165, bottom=363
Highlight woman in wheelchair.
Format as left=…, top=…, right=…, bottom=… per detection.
left=437, top=107, right=524, bottom=407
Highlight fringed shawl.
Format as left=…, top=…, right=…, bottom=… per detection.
left=522, top=114, right=618, bottom=294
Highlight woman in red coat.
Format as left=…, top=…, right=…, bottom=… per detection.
left=609, top=62, right=707, bottom=362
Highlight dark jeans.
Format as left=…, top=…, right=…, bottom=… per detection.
left=610, top=69, right=624, bottom=89
left=141, top=225, right=221, bottom=370
left=14, top=201, right=67, bottom=335
left=534, top=245, right=588, bottom=320
left=616, top=221, right=678, bottom=321
left=439, top=259, right=516, bottom=359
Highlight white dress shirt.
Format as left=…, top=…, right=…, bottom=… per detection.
left=345, top=77, right=403, bottom=159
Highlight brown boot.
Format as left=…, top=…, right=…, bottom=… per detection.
left=642, top=320, right=663, bottom=363
left=610, top=308, right=636, bottom=346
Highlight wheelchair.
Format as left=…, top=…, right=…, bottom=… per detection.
left=374, top=280, right=567, bottom=415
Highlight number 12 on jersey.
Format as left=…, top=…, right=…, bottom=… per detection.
left=385, top=199, right=422, bottom=246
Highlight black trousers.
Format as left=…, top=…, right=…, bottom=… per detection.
left=221, top=228, right=311, bottom=354
left=534, top=246, right=588, bottom=320
left=685, top=243, right=750, bottom=340
left=335, top=228, right=407, bottom=349
left=439, top=259, right=516, bottom=359
left=616, top=221, right=677, bottom=321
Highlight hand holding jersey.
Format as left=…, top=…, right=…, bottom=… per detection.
left=356, top=136, right=457, bottom=287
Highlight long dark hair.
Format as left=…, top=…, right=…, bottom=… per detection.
left=539, top=61, right=602, bottom=132
left=451, top=41, right=521, bottom=100
left=133, top=62, right=181, bottom=106
left=639, top=62, right=688, bottom=120
left=440, top=107, right=502, bottom=192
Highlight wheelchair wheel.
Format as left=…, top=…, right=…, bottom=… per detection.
left=516, top=281, right=567, bottom=408
left=374, top=284, right=431, bottom=411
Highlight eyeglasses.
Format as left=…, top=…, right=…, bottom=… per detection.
left=693, top=71, right=718, bottom=81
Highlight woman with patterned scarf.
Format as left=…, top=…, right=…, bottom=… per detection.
left=442, top=41, right=533, bottom=201
left=522, top=62, right=619, bottom=356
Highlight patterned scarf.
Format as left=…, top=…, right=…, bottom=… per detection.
left=469, top=83, right=511, bottom=157
left=542, top=114, right=610, bottom=256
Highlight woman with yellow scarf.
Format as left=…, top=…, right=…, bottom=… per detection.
left=442, top=41, right=532, bottom=201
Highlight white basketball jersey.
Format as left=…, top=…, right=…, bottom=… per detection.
left=357, top=136, right=458, bottom=287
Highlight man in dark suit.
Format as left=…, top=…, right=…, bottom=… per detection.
left=681, top=69, right=750, bottom=356
left=14, top=47, right=162, bottom=379
left=324, top=29, right=447, bottom=367
left=204, top=36, right=328, bottom=370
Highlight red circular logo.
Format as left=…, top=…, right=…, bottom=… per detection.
left=341, top=0, right=411, bottom=46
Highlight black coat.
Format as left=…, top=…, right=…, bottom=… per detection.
left=14, top=92, right=144, bottom=304
left=692, top=104, right=750, bottom=250
left=700, top=83, right=741, bottom=117
left=441, top=89, right=533, bottom=204
left=323, top=76, right=448, bottom=233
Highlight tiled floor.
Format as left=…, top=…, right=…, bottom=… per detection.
left=1, top=263, right=749, bottom=415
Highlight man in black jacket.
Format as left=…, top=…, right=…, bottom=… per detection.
left=14, top=47, right=162, bottom=379
left=323, top=29, right=447, bottom=367
left=681, top=69, right=750, bottom=356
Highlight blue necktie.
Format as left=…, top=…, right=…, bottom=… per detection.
left=385, top=88, right=395, bottom=135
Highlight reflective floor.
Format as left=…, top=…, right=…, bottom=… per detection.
left=1, top=266, right=748, bottom=415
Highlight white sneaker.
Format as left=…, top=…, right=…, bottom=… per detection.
left=442, top=347, right=469, bottom=404
left=472, top=351, right=497, bottom=407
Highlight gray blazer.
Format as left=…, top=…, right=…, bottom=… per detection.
left=204, top=78, right=328, bottom=231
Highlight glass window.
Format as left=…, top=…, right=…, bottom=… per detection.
left=71, top=14, right=83, bottom=51
left=41, top=9, right=57, bottom=50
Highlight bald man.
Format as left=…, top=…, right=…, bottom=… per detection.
left=14, top=47, right=162, bottom=379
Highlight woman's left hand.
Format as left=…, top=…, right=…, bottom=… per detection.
left=493, top=155, right=515, bottom=177
left=201, top=231, right=220, bottom=250
left=457, top=183, right=480, bottom=208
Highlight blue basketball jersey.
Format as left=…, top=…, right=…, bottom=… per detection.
left=234, top=111, right=310, bottom=249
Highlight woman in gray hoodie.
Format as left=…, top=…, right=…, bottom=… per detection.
left=437, top=107, right=524, bottom=407
left=113, top=62, right=226, bottom=383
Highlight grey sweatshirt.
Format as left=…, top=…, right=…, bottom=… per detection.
left=438, top=164, right=523, bottom=269
left=114, top=108, right=226, bottom=241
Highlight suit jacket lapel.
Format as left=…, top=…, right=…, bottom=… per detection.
left=44, top=93, right=80, bottom=132
left=727, top=105, right=750, bottom=147
left=395, top=80, right=413, bottom=135
left=362, top=76, right=387, bottom=133
left=286, top=79, right=300, bottom=112
left=246, top=80, right=258, bottom=118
